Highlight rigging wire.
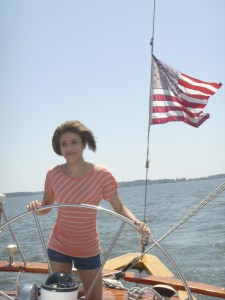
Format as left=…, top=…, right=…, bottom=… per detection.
left=151, top=181, right=225, bottom=249
left=142, top=0, right=156, bottom=253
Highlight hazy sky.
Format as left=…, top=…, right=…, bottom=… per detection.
left=0, top=0, right=224, bottom=193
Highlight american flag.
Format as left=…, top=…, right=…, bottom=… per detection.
left=151, top=55, right=222, bottom=128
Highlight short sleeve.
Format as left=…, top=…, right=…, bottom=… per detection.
left=102, top=168, right=118, bottom=201
left=44, top=169, right=55, bottom=200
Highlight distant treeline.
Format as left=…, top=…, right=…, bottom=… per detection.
left=119, top=173, right=225, bottom=187
left=5, top=191, right=44, bottom=198
left=4, top=174, right=225, bottom=197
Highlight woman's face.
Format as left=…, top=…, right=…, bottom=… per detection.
left=59, top=132, right=85, bottom=163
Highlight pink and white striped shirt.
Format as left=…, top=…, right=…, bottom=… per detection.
left=44, top=164, right=118, bottom=257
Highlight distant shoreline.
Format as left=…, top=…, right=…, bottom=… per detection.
left=119, top=173, right=225, bottom=188
left=4, top=173, right=225, bottom=197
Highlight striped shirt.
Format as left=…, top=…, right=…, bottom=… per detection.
left=44, top=164, right=118, bottom=257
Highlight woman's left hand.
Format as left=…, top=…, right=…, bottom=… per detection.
left=134, top=220, right=151, bottom=237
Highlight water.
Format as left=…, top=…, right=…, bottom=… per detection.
left=0, top=178, right=225, bottom=299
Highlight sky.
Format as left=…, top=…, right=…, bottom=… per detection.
left=0, top=0, right=224, bottom=193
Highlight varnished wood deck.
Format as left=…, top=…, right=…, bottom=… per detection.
left=0, top=260, right=49, bottom=274
left=124, top=273, right=225, bottom=299
left=104, top=252, right=174, bottom=277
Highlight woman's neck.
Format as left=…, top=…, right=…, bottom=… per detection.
left=63, top=160, right=92, bottom=178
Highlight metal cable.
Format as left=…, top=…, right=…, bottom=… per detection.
left=0, top=291, right=14, bottom=300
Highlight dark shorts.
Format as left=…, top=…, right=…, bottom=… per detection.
left=47, top=248, right=101, bottom=270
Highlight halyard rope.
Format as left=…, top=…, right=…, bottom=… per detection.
left=102, top=278, right=164, bottom=300
left=102, top=278, right=128, bottom=290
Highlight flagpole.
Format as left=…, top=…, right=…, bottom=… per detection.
left=142, top=0, right=156, bottom=253
left=148, top=0, right=156, bottom=125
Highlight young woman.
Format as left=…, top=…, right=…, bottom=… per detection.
left=27, top=120, right=151, bottom=300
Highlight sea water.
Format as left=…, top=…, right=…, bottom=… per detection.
left=0, top=178, right=224, bottom=299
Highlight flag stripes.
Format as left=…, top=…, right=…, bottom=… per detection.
left=151, top=55, right=222, bottom=127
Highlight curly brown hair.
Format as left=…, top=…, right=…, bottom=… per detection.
left=52, top=120, right=96, bottom=155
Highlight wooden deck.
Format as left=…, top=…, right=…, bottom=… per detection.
left=0, top=260, right=49, bottom=274
left=124, top=273, right=225, bottom=299
left=104, top=252, right=174, bottom=277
